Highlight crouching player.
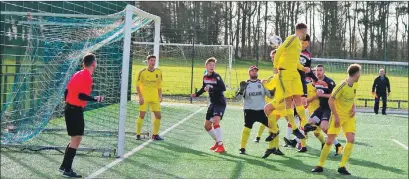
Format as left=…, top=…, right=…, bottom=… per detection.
left=191, top=57, right=227, bottom=153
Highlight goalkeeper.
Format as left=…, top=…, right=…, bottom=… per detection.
left=236, top=66, right=279, bottom=156
left=136, top=55, right=164, bottom=141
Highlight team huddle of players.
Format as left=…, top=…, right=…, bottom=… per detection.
left=135, top=23, right=361, bottom=176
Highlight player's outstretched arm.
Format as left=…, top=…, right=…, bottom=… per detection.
left=194, top=79, right=206, bottom=97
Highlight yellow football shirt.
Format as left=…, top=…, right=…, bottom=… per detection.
left=331, top=80, right=358, bottom=118
left=307, top=83, right=319, bottom=114
left=273, top=35, right=304, bottom=72
left=136, top=68, right=162, bottom=101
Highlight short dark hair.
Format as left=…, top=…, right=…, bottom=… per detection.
left=316, top=64, right=324, bottom=69
left=347, top=64, right=361, bottom=76
left=83, top=53, right=96, bottom=67
left=296, top=23, right=308, bottom=30
left=146, top=55, right=156, bottom=61
left=205, top=57, right=217, bottom=65
left=303, top=34, right=311, bottom=42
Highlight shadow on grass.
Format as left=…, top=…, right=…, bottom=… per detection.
left=153, top=141, right=283, bottom=178
left=297, top=147, right=407, bottom=175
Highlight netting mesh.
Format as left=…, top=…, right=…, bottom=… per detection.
left=1, top=9, right=155, bottom=146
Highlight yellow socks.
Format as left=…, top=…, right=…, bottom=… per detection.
left=272, top=136, right=279, bottom=148
left=318, top=144, right=331, bottom=167
left=285, top=109, right=297, bottom=130
left=267, top=113, right=279, bottom=133
left=257, top=125, right=266, bottom=138
left=136, top=117, right=144, bottom=135
left=153, top=118, right=161, bottom=135
left=339, top=142, right=354, bottom=167
left=240, top=127, right=251, bottom=149
left=315, top=130, right=325, bottom=144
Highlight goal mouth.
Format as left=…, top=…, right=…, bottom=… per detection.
left=0, top=4, right=159, bottom=156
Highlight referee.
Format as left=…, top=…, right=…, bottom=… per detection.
left=59, top=53, right=104, bottom=178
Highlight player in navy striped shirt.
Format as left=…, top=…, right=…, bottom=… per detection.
left=192, top=57, right=226, bottom=153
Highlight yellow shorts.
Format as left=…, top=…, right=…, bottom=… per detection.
left=139, top=100, right=161, bottom=112
left=327, top=115, right=356, bottom=135
left=276, top=70, right=303, bottom=100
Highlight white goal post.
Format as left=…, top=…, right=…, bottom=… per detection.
left=117, top=5, right=161, bottom=157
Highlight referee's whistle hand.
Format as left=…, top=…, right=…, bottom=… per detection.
left=95, top=96, right=104, bottom=103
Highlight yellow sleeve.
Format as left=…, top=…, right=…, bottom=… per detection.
left=331, top=81, right=346, bottom=99
left=157, top=69, right=162, bottom=88
left=273, top=35, right=297, bottom=69
left=297, top=61, right=304, bottom=71
left=273, top=44, right=285, bottom=69
left=136, top=69, right=145, bottom=87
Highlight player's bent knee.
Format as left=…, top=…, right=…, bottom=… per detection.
left=153, top=112, right=161, bottom=119
left=139, top=112, right=146, bottom=119
left=345, top=133, right=355, bottom=143
left=264, top=104, right=273, bottom=115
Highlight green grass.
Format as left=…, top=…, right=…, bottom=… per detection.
left=1, top=103, right=408, bottom=178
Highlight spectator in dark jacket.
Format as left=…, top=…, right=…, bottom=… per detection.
left=372, top=68, right=391, bottom=115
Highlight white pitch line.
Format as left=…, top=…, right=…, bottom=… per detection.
left=391, top=139, right=408, bottom=150
left=85, top=107, right=205, bottom=179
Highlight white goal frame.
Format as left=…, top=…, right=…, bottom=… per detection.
left=117, top=5, right=161, bottom=157
left=1, top=5, right=160, bottom=158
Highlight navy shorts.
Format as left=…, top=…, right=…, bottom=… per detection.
left=206, top=104, right=226, bottom=120
left=311, top=107, right=331, bottom=125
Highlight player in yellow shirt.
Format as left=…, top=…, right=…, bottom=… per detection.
left=273, top=23, right=309, bottom=147
left=136, top=55, right=164, bottom=141
left=312, top=64, right=361, bottom=175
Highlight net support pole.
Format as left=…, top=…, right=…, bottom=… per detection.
left=117, top=5, right=133, bottom=158
left=153, top=19, right=161, bottom=68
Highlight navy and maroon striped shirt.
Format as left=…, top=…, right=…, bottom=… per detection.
left=195, top=72, right=226, bottom=105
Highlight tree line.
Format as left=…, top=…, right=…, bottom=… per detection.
left=137, top=1, right=409, bottom=62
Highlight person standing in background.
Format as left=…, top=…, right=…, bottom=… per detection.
left=371, top=68, right=391, bottom=115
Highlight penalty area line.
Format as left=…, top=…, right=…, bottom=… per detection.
left=391, top=139, right=408, bottom=150
left=85, top=107, right=205, bottom=179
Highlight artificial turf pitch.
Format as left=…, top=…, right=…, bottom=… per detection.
left=1, top=102, right=408, bottom=179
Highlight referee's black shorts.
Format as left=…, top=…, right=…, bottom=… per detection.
left=64, top=103, right=85, bottom=136
left=244, top=109, right=269, bottom=129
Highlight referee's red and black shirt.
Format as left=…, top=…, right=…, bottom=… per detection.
left=66, top=68, right=93, bottom=108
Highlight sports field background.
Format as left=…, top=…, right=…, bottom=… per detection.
left=3, top=57, right=408, bottom=110
left=1, top=102, right=408, bottom=179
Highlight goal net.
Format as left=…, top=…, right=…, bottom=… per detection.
left=312, top=58, right=408, bottom=109
left=131, top=42, right=235, bottom=102
left=0, top=5, right=160, bottom=157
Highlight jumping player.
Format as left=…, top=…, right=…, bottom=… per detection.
left=273, top=23, right=310, bottom=146
left=191, top=57, right=227, bottom=153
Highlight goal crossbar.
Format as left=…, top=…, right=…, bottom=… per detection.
left=314, top=58, right=408, bottom=66
left=133, top=41, right=233, bottom=48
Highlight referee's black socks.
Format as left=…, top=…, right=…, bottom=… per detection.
left=61, top=144, right=77, bottom=171
left=60, top=143, right=70, bottom=169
